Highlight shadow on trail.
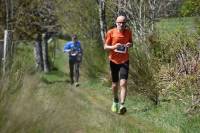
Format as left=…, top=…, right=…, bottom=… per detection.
left=40, top=70, right=69, bottom=84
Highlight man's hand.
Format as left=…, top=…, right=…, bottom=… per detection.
left=114, top=43, right=122, bottom=49
left=71, top=50, right=78, bottom=56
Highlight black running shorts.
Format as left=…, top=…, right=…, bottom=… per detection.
left=110, top=60, right=129, bottom=82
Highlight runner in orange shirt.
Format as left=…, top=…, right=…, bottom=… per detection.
left=104, top=15, right=133, bottom=114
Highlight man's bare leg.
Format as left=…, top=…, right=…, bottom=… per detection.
left=119, top=79, right=127, bottom=114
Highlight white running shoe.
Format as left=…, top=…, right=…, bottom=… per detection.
left=119, top=104, right=127, bottom=115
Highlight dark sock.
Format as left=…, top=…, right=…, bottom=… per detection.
left=114, top=98, right=119, bottom=103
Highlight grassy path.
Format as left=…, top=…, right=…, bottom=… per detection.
left=1, top=71, right=199, bottom=133
left=0, top=73, right=168, bottom=133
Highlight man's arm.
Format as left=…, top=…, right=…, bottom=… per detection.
left=104, top=30, right=122, bottom=50
left=64, top=43, right=71, bottom=53
left=104, top=43, right=121, bottom=50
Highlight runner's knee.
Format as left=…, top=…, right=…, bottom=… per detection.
left=112, top=83, right=118, bottom=88
left=120, top=79, right=127, bottom=88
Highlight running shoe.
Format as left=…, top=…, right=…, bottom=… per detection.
left=70, top=80, right=74, bottom=85
left=75, top=82, right=79, bottom=87
left=111, top=102, right=119, bottom=113
left=119, top=104, right=127, bottom=115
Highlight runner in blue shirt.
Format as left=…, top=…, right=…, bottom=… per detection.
left=64, top=34, right=83, bottom=86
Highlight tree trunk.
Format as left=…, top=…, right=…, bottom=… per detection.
left=43, top=33, right=50, bottom=73
left=34, top=33, right=44, bottom=71
left=98, top=0, right=107, bottom=44
left=148, top=0, right=156, bottom=32
left=5, top=0, right=13, bottom=30
left=3, top=30, right=13, bottom=75
left=2, top=0, right=13, bottom=75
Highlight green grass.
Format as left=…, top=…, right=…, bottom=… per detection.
left=181, top=116, right=200, bottom=133
left=83, top=81, right=200, bottom=133
left=128, top=98, right=187, bottom=132
left=1, top=71, right=199, bottom=133
left=1, top=74, right=155, bottom=133
left=155, top=17, right=198, bottom=41
left=40, top=70, right=67, bottom=83
left=53, top=40, right=68, bottom=72
left=156, top=17, right=197, bottom=33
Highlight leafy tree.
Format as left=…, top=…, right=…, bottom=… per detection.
left=0, top=0, right=63, bottom=72
left=180, top=0, right=200, bottom=16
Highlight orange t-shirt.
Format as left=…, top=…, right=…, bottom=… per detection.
left=105, top=27, right=132, bottom=64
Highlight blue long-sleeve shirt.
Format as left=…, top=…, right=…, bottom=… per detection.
left=64, top=41, right=82, bottom=61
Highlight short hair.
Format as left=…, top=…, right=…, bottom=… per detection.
left=116, top=16, right=126, bottom=23
left=71, top=34, right=77, bottom=39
